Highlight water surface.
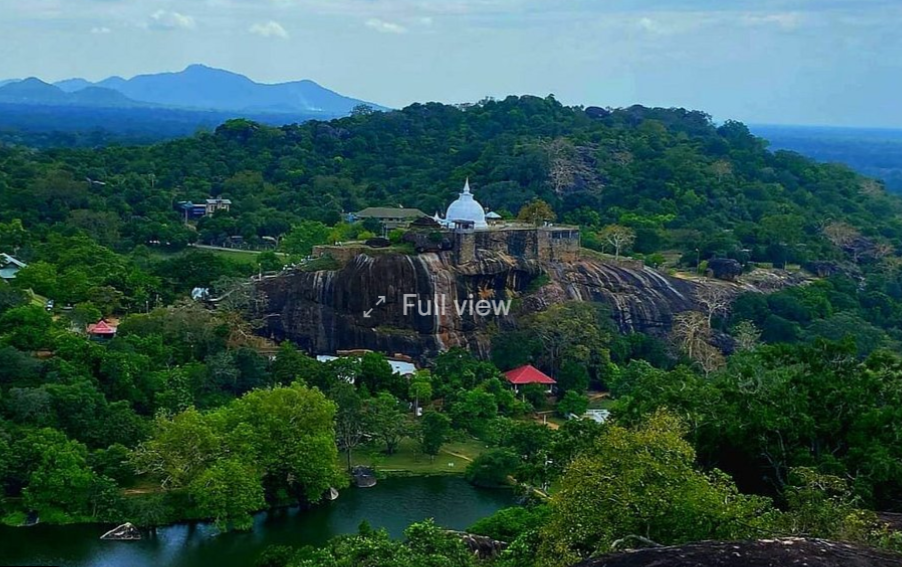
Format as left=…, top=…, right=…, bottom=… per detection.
left=0, top=476, right=514, bottom=567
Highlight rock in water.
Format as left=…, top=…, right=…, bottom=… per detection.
left=100, top=522, right=141, bottom=541
left=352, top=466, right=377, bottom=488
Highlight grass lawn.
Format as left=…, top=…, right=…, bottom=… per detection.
left=205, top=248, right=263, bottom=266
left=350, top=437, right=489, bottom=476
left=27, top=290, right=48, bottom=308
left=588, top=397, right=615, bottom=411
left=148, top=246, right=276, bottom=267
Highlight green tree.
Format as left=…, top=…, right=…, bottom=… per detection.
left=256, top=251, right=283, bottom=273
left=270, top=342, right=320, bottom=386
left=189, top=458, right=265, bottom=531
left=524, top=302, right=612, bottom=379
left=418, top=411, right=451, bottom=459
left=0, top=305, right=54, bottom=351
left=132, top=407, right=221, bottom=488
left=331, top=381, right=365, bottom=471
left=556, top=391, right=589, bottom=418
left=281, top=220, right=331, bottom=257
left=223, top=384, right=343, bottom=503
left=19, top=429, right=102, bottom=521
left=408, top=372, right=433, bottom=415
left=449, top=390, right=498, bottom=434
left=469, top=505, right=551, bottom=543
left=539, top=411, right=775, bottom=566
left=517, top=199, right=557, bottom=226
left=465, top=448, right=519, bottom=488
left=364, top=392, right=408, bottom=455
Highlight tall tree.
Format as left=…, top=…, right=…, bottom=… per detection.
left=598, top=225, right=636, bottom=260
left=364, top=392, right=408, bottom=455
left=517, top=199, right=557, bottom=226
left=418, top=411, right=451, bottom=460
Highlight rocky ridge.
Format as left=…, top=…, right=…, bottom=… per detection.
left=255, top=250, right=700, bottom=360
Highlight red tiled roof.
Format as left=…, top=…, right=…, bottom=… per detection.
left=87, top=320, right=117, bottom=335
left=504, top=364, right=556, bottom=385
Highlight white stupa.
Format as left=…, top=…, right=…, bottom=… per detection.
left=443, top=179, right=488, bottom=229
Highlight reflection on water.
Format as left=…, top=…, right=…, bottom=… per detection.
left=0, top=476, right=515, bottom=567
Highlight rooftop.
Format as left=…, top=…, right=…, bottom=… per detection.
left=504, top=364, right=556, bottom=385
left=356, top=207, right=428, bottom=219
left=0, top=253, right=26, bottom=268
left=87, top=320, right=118, bottom=335
left=316, top=355, right=417, bottom=376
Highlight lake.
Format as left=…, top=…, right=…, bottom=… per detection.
left=0, top=476, right=515, bottom=567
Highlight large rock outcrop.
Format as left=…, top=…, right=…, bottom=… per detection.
left=574, top=538, right=902, bottom=567
left=255, top=251, right=699, bottom=360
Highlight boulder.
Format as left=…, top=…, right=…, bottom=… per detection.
left=365, top=237, right=391, bottom=248
left=706, top=258, right=743, bottom=281
left=451, top=531, right=508, bottom=559
left=352, top=466, right=377, bottom=488
left=100, top=522, right=141, bottom=541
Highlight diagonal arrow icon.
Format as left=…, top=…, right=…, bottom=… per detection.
left=376, top=296, right=386, bottom=306
left=363, top=309, right=374, bottom=318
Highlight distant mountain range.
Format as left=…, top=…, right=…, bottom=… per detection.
left=0, top=64, right=387, bottom=116
left=752, top=124, right=902, bottom=193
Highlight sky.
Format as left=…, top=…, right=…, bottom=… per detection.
left=1, top=0, right=900, bottom=128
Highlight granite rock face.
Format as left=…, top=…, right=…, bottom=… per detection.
left=574, top=538, right=902, bottom=567
left=255, top=252, right=699, bottom=360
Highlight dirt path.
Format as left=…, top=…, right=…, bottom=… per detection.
left=441, top=449, right=474, bottom=462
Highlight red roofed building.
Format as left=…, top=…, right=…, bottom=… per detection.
left=504, top=364, right=556, bottom=393
left=87, top=320, right=117, bottom=339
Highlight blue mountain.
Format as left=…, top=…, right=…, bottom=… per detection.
left=0, top=78, right=147, bottom=107
left=55, top=78, right=94, bottom=93
left=51, top=64, right=386, bottom=115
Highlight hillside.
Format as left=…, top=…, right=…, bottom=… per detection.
left=6, top=96, right=902, bottom=566
left=753, top=124, right=902, bottom=193
left=6, top=96, right=899, bottom=269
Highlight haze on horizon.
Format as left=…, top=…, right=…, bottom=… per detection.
left=2, top=0, right=900, bottom=129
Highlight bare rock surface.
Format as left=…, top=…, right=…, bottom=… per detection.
left=575, top=538, right=902, bottom=567
left=255, top=251, right=700, bottom=360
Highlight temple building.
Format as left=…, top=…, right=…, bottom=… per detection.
left=435, top=179, right=488, bottom=230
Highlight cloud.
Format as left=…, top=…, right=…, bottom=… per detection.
left=742, top=12, right=804, bottom=30
left=90, top=26, right=111, bottom=34
left=149, top=10, right=196, bottom=31
left=365, top=18, right=407, bottom=34
left=637, top=17, right=661, bottom=33
left=249, top=20, right=289, bottom=39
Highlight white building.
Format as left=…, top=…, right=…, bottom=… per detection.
left=316, top=355, right=417, bottom=378
left=0, top=253, right=26, bottom=281
left=434, top=179, right=489, bottom=230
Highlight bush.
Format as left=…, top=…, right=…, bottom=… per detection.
left=556, top=391, right=589, bottom=418
left=465, top=448, right=520, bottom=487
left=469, top=505, right=551, bottom=542
left=388, top=229, right=406, bottom=244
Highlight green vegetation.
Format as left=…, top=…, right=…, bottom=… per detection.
left=5, top=97, right=902, bottom=565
